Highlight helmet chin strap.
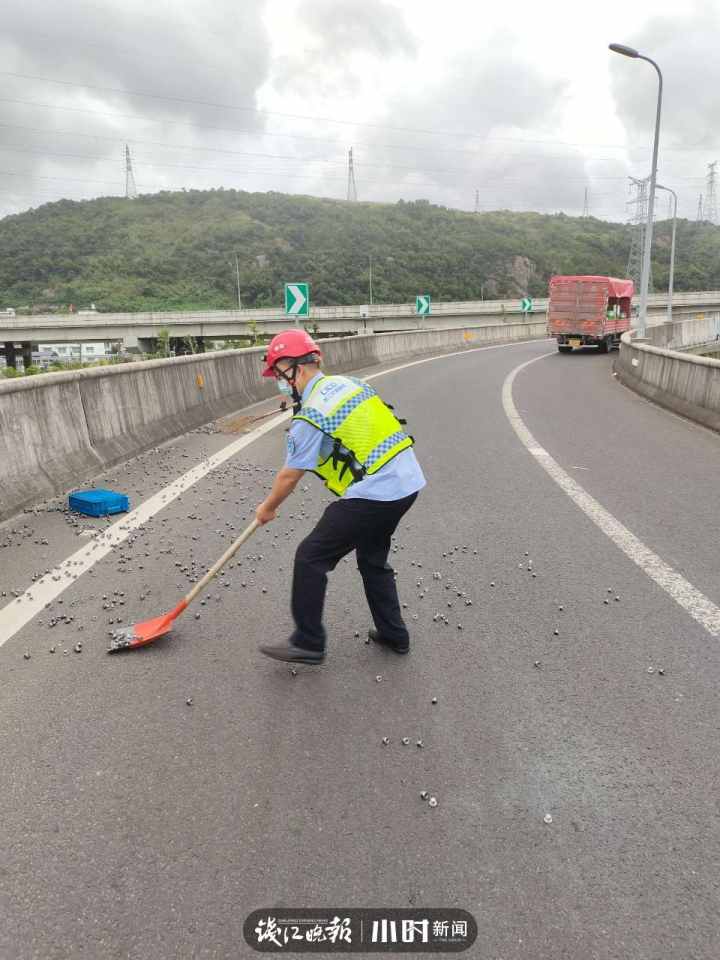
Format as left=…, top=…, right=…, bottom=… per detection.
left=278, top=360, right=304, bottom=412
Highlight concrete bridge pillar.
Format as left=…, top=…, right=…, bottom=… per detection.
left=3, top=342, right=17, bottom=369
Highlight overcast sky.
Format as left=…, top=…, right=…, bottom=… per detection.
left=0, top=0, right=717, bottom=223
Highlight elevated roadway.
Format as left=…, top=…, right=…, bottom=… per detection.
left=1, top=338, right=719, bottom=957
left=2, top=290, right=719, bottom=359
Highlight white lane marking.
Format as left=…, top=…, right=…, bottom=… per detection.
left=0, top=336, right=548, bottom=647
left=503, top=353, right=720, bottom=637
left=0, top=414, right=287, bottom=647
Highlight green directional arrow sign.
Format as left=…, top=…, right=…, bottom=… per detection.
left=416, top=294, right=431, bottom=316
left=520, top=297, right=533, bottom=313
left=285, top=282, right=310, bottom=317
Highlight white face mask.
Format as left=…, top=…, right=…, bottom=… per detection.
left=276, top=377, right=294, bottom=396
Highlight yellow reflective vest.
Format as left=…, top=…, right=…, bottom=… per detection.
left=292, top=374, right=414, bottom=496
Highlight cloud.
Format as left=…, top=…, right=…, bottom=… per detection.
left=608, top=2, right=720, bottom=221
left=609, top=2, right=720, bottom=149
left=301, top=0, right=416, bottom=59
left=271, top=0, right=416, bottom=96
left=0, top=0, right=273, bottom=216
left=0, top=1, right=271, bottom=126
left=348, top=44, right=606, bottom=215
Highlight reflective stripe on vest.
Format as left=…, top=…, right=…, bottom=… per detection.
left=292, top=374, right=414, bottom=496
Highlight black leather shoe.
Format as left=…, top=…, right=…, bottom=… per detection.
left=259, top=642, right=326, bottom=664
left=368, top=628, right=409, bottom=655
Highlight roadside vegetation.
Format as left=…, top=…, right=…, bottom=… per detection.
left=1, top=189, right=717, bottom=314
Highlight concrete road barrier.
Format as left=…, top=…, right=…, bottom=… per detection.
left=0, top=322, right=546, bottom=521
left=615, top=314, right=720, bottom=433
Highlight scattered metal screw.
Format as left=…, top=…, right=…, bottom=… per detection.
left=431, top=697, right=438, bottom=704
left=544, top=813, right=553, bottom=824
left=428, top=797, right=438, bottom=808
left=23, top=652, right=31, bottom=660
left=382, top=737, right=390, bottom=745
left=420, top=791, right=429, bottom=800
left=186, top=698, right=193, bottom=705
left=401, top=737, right=410, bottom=745
left=416, top=740, right=424, bottom=748
left=376, top=675, right=383, bottom=682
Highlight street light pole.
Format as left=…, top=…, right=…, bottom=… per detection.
left=369, top=254, right=373, bottom=307
left=609, top=43, right=663, bottom=338
left=655, top=184, right=677, bottom=323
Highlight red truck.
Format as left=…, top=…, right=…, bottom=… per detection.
left=548, top=275, right=634, bottom=353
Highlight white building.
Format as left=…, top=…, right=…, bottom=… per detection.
left=38, top=342, right=114, bottom=362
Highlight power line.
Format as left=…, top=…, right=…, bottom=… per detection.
left=0, top=68, right=709, bottom=154
left=0, top=137, right=657, bottom=190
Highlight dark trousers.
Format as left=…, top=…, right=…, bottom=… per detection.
left=290, top=492, right=419, bottom=651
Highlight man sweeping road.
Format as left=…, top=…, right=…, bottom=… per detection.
left=255, top=330, right=426, bottom=665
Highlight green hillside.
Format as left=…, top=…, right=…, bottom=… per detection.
left=0, top=189, right=718, bottom=312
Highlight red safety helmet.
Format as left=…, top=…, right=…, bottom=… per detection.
left=261, top=329, right=322, bottom=378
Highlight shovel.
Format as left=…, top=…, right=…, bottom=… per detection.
left=107, top=519, right=261, bottom=653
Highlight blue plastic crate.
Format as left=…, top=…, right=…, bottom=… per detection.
left=69, top=489, right=130, bottom=517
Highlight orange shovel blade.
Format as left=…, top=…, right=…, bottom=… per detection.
left=107, top=601, right=188, bottom=653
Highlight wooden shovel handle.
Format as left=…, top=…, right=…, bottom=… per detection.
left=182, top=519, right=261, bottom=608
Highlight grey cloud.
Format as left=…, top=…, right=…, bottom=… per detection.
left=609, top=2, right=719, bottom=220
left=0, top=1, right=271, bottom=126
left=271, top=0, right=416, bottom=96
left=0, top=0, right=274, bottom=216
left=348, top=46, right=618, bottom=217
left=301, top=0, right=416, bottom=59
left=609, top=3, right=720, bottom=148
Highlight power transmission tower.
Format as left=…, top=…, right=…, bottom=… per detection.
left=474, top=189, right=479, bottom=213
left=626, top=176, right=652, bottom=292
left=582, top=187, right=589, bottom=218
left=697, top=194, right=704, bottom=221
left=346, top=148, right=357, bottom=202
left=705, top=161, right=718, bottom=224
left=125, top=144, right=138, bottom=199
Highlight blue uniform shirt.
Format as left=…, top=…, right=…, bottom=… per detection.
left=284, top=372, right=426, bottom=501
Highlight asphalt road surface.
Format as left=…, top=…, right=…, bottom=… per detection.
left=1, top=338, right=720, bottom=960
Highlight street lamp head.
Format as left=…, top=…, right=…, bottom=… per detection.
left=609, top=42, right=640, bottom=58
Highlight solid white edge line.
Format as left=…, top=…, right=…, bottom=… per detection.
left=0, top=337, right=547, bottom=647
left=503, top=353, right=720, bottom=637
